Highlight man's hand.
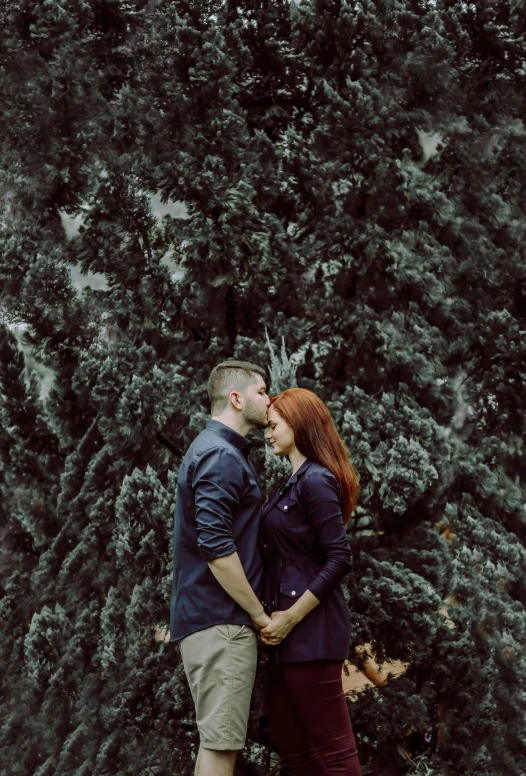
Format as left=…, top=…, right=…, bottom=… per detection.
left=260, top=610, right=296, bottom=645
left=250, top=610, right=271, bottom=631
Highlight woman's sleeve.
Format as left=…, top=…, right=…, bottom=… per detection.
left=301, top=468, right=353, bottom=601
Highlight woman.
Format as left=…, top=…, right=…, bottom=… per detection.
left=259, top=388, right=362, bottom=776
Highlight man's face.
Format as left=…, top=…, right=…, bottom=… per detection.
left=241, top=375, right=270, bottom=429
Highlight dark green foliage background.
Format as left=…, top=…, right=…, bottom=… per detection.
left=1, top=1, right=525, bottom=774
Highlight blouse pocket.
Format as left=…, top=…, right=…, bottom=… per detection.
left=276, top=497, right=305, bottom=528
left=276, top=496, right=298, bottom=513
left=279, top=578, right=309, bottom=605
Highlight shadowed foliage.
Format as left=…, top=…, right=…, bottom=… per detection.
left=1, top=1, right=525, bottom=774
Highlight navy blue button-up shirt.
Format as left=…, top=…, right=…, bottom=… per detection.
left=170, top=420, right=264, bottom=642
left=260, top=459, right=353, bottom=663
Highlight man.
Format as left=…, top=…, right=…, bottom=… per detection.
left=170, top=360, right=272, bottom=776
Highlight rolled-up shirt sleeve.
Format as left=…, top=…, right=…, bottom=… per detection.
left=303, top=469, right=353, bottom=601
left=191, top=446, right=243, bottom=561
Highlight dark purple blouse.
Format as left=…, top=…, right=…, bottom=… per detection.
left=260, top=459, right=353, bottom=663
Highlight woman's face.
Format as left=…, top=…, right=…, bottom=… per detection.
left=265, top=405, right=296, bottom=457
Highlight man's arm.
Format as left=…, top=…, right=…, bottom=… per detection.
left=208, top=552, right=269, bottom=629
left=192, top=446, right=270, bottom=629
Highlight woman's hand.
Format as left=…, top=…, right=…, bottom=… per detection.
left=260, top=610, right=296, bottom=645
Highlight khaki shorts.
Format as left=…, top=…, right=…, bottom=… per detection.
left=180, top=623, right=257, bottom=750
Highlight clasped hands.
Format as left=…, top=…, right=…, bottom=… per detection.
left=251, top=610, right=295, bottom=646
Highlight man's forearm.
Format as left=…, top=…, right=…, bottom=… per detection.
left=208, top=552, right=265, bottom=619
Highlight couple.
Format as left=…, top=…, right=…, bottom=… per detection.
left=170, top=361, right=362, bottom=776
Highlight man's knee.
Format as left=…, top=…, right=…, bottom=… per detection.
left=195, top=746, right=238, bottom=776
left=201, top=747, right=238, bottom=757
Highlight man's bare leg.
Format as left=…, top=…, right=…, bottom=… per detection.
left=195, top=746, right=238, bottom=776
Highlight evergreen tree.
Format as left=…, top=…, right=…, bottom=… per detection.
left=1, top=1, right=525, bottom=774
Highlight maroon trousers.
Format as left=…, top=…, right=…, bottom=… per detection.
left=268, top=659, right=362, bottom=776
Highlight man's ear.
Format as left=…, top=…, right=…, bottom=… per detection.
left=229, top=390, right=243, bottom=409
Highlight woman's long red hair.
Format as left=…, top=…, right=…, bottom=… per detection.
left=269, top=388, right=359, bottom=526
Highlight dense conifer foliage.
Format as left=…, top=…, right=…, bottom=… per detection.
left=1, top=1, right=525, bottom=774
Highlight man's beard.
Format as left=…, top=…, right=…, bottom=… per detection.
left=242, top=399, right=268, bottom=430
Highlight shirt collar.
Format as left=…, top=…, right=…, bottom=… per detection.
left=287, top=458, right=314, bottom=484
left=207, top=419, right=253, bottom=457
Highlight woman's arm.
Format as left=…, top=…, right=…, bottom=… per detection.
left=301, top=467, right=353, bottom=600
left=260, top=589, right=320, bottom=644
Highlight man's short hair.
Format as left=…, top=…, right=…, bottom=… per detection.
left=207, top=361, right=266, bottom=415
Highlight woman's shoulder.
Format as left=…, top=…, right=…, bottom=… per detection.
left=302, top=461, right=339, bottom=489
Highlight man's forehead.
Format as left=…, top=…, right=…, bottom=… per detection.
left=253, top=374, right=267, bottom=390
